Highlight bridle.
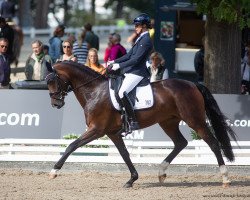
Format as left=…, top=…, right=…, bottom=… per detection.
left=46, top=69, right=105, bottom=100
left=46, top=72, right=69, bottom=101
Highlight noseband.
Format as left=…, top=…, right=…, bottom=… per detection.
left=45, top=72, right=69, bottom=101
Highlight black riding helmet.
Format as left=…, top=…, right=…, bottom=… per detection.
left=133, top=13, right=151, bottom=28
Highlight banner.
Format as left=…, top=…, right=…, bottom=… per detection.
left=0, top=90, right=249, bottom=141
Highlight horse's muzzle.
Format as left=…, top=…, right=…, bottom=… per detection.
left=51, top=100, right=65, bottom=109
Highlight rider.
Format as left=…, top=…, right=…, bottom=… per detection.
left=108, top=13, right=153, bottom=134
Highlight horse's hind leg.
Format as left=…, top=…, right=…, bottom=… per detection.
left=194, top=125, right=230, bottom=187
left=158, top=119, right=188, bottom=183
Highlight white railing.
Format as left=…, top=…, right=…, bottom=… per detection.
left=23, top=25, right=134, bottom=38
left=0, top=139, right=249, bottom=165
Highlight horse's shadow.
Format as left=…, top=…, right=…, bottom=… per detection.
left=141, top=180, right=250, bottom=188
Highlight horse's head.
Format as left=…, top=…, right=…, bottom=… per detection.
left=45, top=71, right=70, bottom=109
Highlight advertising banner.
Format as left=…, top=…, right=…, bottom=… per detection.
left=0, top=90, right=249, bottom=141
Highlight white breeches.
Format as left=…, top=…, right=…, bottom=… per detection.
left=118, top=73, right=143, bottom=99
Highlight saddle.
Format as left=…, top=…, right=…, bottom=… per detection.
left=108, top=69, right=154, bottom=111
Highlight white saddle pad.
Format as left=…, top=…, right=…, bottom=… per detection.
left=109, top=80, right=154, bottom=111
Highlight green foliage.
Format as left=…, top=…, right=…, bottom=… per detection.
left=190, top=129, right=202, bottom=140
left=191, top=0, right=250, bottom=28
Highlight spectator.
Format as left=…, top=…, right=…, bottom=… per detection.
left=85, top=48, right=106, bottom=74
left=0, top=0, right=15, bottom=22
left=0, top=17, right=14, bottom=60
left=103, top=33, right=115, bottom=65
left=149, top=19, right=155, bottom=43
left=194, top=37, right=205, bottom=83
left=49, top=24, right=65, bottom=63
left=57, top=39, right=77, bottom=62
left=148, top=52, right=168, bottom=82
left=0, top=38, right=10, bottom=88
left=43, top=45, right=49, bottom=55
left=72, top=31, right=89, bottom=65
left=241, top=47, right=250, bottom=95
left=109, top=33, right=126, bottom=61
left=24, top=40, right=53, bottom=81
left=83, top=23, right=99, bottom=50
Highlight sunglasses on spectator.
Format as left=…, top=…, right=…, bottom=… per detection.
left=0, top=45, right=8, bottom=48
left=63, top=46, right=71, bottom=49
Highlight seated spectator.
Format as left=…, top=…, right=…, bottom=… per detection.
left=109, top=33, right=126, bottom=61
left=241, top=47, right=250, bottom=95
left=49, top=24, right=65, bottom=63
left=148, top=52, right=169, bottom=82
left=85, top=48, right=106, bottom=75
left=57, top=39, right=77, bottom=62
left=72, top=31, right=89, bottom=65
left=24, top=40, right=53, bottom=81
left=0, top=38, right=11, bottom=89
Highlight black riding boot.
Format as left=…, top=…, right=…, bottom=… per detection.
left=121, top=92, right=140, bottom=133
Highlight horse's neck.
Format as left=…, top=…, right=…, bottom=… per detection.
left=73, top=78, right=108, bottom=109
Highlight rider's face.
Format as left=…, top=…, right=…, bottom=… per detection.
left=134, top=24, right=143, bottom=35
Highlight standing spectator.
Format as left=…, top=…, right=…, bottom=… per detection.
left=109, top=33, right=126, bottom=61
left=84, top=23, right=99, bottom=50
left=241, top=48, right=250, bottom=94
left=148, top=52, right=168, bottom=82
left=57, top=39, right=77, bottom=62
left=24, top=40, right=53, bottom=81
left=85, top=48, right=106, bottom=74
left=0, top=17, right=14, bottom=60
left=0, top=0, right=15, bottom=22
left=0, top=38, right=10, bottom=88
left=43, top=45, right=49, bottom=55
left=72, top=31, right=89, bottom=65
left=49, top=24, right=65, bottom=63
left=103, top=33, right=115, bottom=65
left=194, top=37, right=205, bottom=83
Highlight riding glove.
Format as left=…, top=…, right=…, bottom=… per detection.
left=112, top=63, right=120, bottom=71
left=107, top=60, right=115, bottom=67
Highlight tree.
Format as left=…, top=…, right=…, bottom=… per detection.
left=34, top=0, right=50, bottom=28
left=192, top=0, right=250, bottom=94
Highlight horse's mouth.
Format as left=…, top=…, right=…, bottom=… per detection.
left=51, top=100, right=65, bottom=109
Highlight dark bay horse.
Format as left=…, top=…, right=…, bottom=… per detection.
left=46, top=61, right=237, bottom=188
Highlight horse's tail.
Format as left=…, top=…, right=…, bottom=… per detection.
left=195, top=83, right=237, bottom=162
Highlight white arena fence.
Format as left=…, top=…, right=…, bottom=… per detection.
left=0, top=139, right=250, bottom=165
left=23, top=25, right=134, bottom=38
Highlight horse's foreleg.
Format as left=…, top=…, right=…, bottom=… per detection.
left=108, top=134, right=138, bottom=188
left=158, top=120, right=188, bottom=183
left=49, top=129, right=100, bottom=179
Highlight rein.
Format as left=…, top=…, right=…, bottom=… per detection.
left=46, top=68, right=105, bottom=99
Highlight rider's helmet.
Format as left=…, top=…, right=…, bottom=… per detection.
left=133, top=13, right=151, bottom=28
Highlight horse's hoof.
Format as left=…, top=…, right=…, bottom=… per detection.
left=49, top=173, right=57, bottom=180
left=123, top=183, right=133, bottom=188
left=158, top=174, right=166, bottom=183
left=222, top=182, right=231, bottom=188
